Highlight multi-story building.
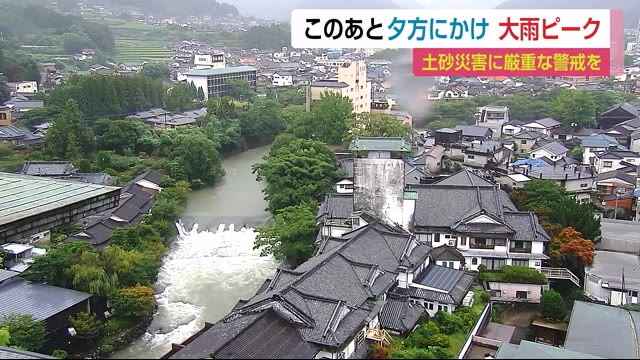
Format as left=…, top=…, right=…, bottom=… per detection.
left=592, top=149, right=640, bottom=174
left=185, top=66, right=257, bottom=101
left=580, top=134, right=625, bottom=165
left=310, top=61, right=371, bottom=113
left=6, top=81, right=38, bottom=94
left=475, top=105, right=509, bottom=139
left=193, top=52, right=225, bottom=69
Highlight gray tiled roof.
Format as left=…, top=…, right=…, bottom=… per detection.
left=0, top=347, right=56, bottom=359
left=580, top=134, right=620, bottom=148
left=0, top=269, right=19, bottom=283
left=431, top=246, right=465, bottom=262
left=20, top=161, right=76, bottom=176
left=414, top=264, right=464, bottom=292
left=0, top=279, right=91, bottom=322
left=536, top=141, right=569, bottom=156
left=530, top=117, right=561, bottom=128
left=433, top=168, right=494, bottom=186
left=316, top=193, right=354, bottom=221
left=379, top=294, right=423, bottom=333
left=0, top=126, right=28, bottom=139
left=453, top=125, right=492, bottom=138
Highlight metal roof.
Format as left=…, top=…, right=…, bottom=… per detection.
left=0, top=279, right=91, bottom=322
left=496, top=340, right=602, bottom=359
left=185, top=66, right=257, bottom=77
left=0, top=173, right=120, bottom=226
left=0, top=269, right=19, bottom=283
left=348, top=137, right=411, bottom=152
left=414, top=264, right=463, bottom=292
left=0, top=347, right=56, bottom=359
left=564, top=301, right=640, bottom=359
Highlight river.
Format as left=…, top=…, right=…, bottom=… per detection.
left=111, top=145, right=279, bottom=359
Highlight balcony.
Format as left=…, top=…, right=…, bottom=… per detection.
left=509, top=247, right=532, bottom=253
left=470, top=243, right=495, bottom=250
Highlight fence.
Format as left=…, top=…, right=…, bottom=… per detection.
left=458, top=302, right=492, bottom=359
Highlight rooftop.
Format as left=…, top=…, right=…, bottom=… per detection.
left=0, top=347, right=56, bottom=359
left=0, top=173, right=120, bottom=226
left=496, top=340, right=602, bottom=359
left=310, top=80, right=349, bottom=88
left=185, top=66, right=257, bottom=77
left=0, top=278, right=91, bottom=322
left=586, top=251, right=640, bottom=289
left=348, top=137, right=412, bottom=152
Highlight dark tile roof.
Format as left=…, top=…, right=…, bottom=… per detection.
left=400, top=267, right=475, bottom=305
left=431, top=245, right=465, bottom=262
left=433, top=168, right=494, bottom=186
left=20, top=161, right=76, bottom=176
left=311, top=80, right=348, bottom=88
left=453, top=125, right=493, bottom=138
left=0, top=269, right=19, bottom=283
left=0, top=347, right=56, bottom=359
left=316, top=193, right=354, bottom=221
left=0, top=126, right=28, bottom=139
left=596, top=169, right=636, bottom=184
left=511, top=130, right=547, bottom=140
left=0, top=278, right=91, bottom=322
left=55, top=173, right=115, bottom=186
left=379, top=294, right=423, bottom=334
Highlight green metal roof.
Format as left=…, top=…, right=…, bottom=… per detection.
left=348, top=137, right=411, bottom=152
left=185, top=66, right=257, bottom=77
left=0, top=173, right=120, bottom=226
left=403, top=191, right=418, bottom=200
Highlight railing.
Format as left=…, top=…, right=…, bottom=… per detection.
left=509, top=247, right=532, bottom=253
left=470, top=243, right=495, bottom=250
left=365, top=328, right=391, bottom=345
left=540, top=267, right=580, bottom=287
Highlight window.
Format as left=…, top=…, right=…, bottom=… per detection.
left=448, top=261, right=455, bottom=268
left=461, top=237, right=467, bottom=246
left=628, top=159, right=636, bottom=163
left=494, top=239, right=507, bottom=246
left=434, top=234, right=441, bottom=243
left=516, top=291, right=528, bottom=299
left=521, top=140, right=527, bottom=144
left=438, top=305, right=445, bottom=312
left=629, top=290, right=638, bottom=298
left=482, top=258, right=506, bottom=270
left=472, top=258, right=478, bottom=265
left=428, top=303, right=434, bottom=310
left=511, top=259, right=529, bottom=267
left=0, top=113, right=6, bottom=120
left=580, top=183, right=589, bottom=188
left=603, top=161, right=613, bottom=168
left=467, top=154, right=475, bottom=159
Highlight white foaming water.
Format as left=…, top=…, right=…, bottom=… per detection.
left=111, top=221, right=278, bottom=359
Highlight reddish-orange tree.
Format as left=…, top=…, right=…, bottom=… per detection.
left=550, top=227, right=595, bottom=269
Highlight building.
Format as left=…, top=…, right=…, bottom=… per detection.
left=0, top=125, right=43, bottom=148
left=0, top=106, right=13, bottom=126
left=20, top=161, right=76, bottom=177
left=0, top=242, right=46, bottom=272
left=0, top=269, right=92, bottom=351
left=434, top=128, right=462, bottom=146
left=592, top=149, right=640, bottom=174
left=580, top=134, right=625, bottom=165
left=453, top=125, right=493, bottom=141
left=529, top=142, right=569, bottom=163
left=193, top=52, right=225, bottom=69
left=310, top=61, right=371, bottom=113
left=462, top=140, right=514, bottom=168
left=0, top=347, right=56, bottom=359
left=521, top=118, right=562, bottom=136
left=585, top=250, right=640, bottom=305
left=487, top=281, right=549, bottom=304
left=0, top=173, right=120, bottom=244
left=598, top=101, right=640, bottom=129
left=508, top=163, right=594, bottom=203
left=596, top=167, right=637, bottom=197
left=408, top=169, right=550, bottom=271
left=501, top=120, right=524, bottom=137
left=271, top=71, right=294, bottom=87
left=185, top=66, right=257, bottom=100
left=7, top=81, right=38, bottom=94
left=509, top=130, right=547, bottom=154
left=475, top=105, right=509, bottom=138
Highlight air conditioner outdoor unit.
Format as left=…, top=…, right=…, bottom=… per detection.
left=449, top=240, right=455, bottom=246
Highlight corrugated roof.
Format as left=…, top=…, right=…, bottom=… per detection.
left=414, top=264, right=464, bottom=292
left=185, top=66, right=257, bottom=76
left=0, top=269, right=19, bottom=283
left=0, top=347, right=56, bottom=359
left=0, top=173, right=120, bottom=226
left=496, top=340, right=603, bottom=359
left=0, top=279, right=91, bottom=322
left=348, top=137, right=411, bottom=152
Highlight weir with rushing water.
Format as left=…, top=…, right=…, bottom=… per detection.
left=111, top=145, right=279, bottom=359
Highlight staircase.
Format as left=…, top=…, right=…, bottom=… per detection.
left=540, top=267, right=580, bottom=287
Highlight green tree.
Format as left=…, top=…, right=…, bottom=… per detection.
left=549, top=196, right=601, bottom=241
left=66, top=252, right=119, bottom=297
left=164, top=83, right=199, bottom=112
left=141, top=63, right=170, bottom=80
left=289, top=93, right=353, bottom=144
left=0, top=327, right=9, bottom=346
left=540, top=289, right=567, bottom=321
left=23, top=242, right=94, bottom=288
left=2, top=314, right=46, bottom=352
left=110, top=285, right=155, bottom=320
left=255, top=202, right=318, bottom=266
left=253, top=139, right=339, bottom=212
left=392, top=348, right=435, bottom=359
left=68, top=312, right=101, bottom=341
left=45, top=99, right=96, bottom=159
left=224, top=79, right=255, bottom=101
left=0, top=75, right=9, bottom=104
left=551, top=90, right=597, bottom=128
left=243, top=24, right=290, bottom=49
left=61, top=32, right=93, bottom=54
left=239, top=98, right=284, bottom=146
left=344, top=113, right=411, bottom=144
left=171, top=130, right=224, bottom=185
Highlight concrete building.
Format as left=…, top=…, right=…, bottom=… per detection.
left=0, top=173, right=120, bottom=244
left=580, top=134, right=625, bottom=165
left=193, top=52, right=225, bottom=69
left=310, top=61, right=371, bottom=113
left=185, top=66, right=257, bottom=100
left=475, top=105, right=509, bottom=139
left=585, top=250, right=640, bottom=306
left=487, top=282, right=549, bottom=304
left=7, top=81, right=38, bottom=94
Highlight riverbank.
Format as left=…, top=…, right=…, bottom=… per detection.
left=110, top=145, right=279, bottom=359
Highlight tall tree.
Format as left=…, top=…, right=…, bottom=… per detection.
left=45, top=99, right=95, bottom=159
left=551, top=90, right=597, bottom=129
left=289, top=93, right=353, bottom=144
left=345, top=113, right=411, bottom=144
left=1, top=314, right=46, bottom=352
left=540, top=290, right=567, bottom=321
left=225, top=79, right=255, bottom=101
left=254, top=202, right=319, bottom=266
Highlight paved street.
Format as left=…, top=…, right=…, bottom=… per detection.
left=598, top=219, right=640, bottom=253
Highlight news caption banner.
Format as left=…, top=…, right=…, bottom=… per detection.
left=291, top=9, right=624, bottom=77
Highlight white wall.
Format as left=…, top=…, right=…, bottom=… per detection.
left=464, top=153, right=489, bottom=168
left=488, top=282, right=546, bottom=300
left=436, top=260, right=462, bottom=270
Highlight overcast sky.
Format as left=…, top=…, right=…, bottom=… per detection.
left=402, top=0, right=504, bottom=9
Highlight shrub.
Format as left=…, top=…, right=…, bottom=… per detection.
left=405, top=322, right=441, bottom=348
left=2, top=314, right=46, bottom=352
left=99, top=344, right=113, bottom=354
left=431, top=346, right=455, bottom=359
left=103, top=318, right=128, bottom=336
left=69, top=312, right=101, bottom=341
left=426, top=333, right=450, bottom=348
left=479, top=291, right=490, bottom=303
left=454, top=306, right=477, bottom=332
left=392, top=347, right=435, bottom=359
left=540, top=289, right=567, bottom=321
left=491, top=304, right=504, bottom=323
left=368, top=343, right=392, bottom=359
left=479, top=266, right=547, bottom=284
left=434, top=311, right=464, bottom=334
left=110, top=284, right=155, bottom=319
left=52, top=349, right=68, bottom=359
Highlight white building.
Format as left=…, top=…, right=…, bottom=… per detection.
left=475, top=106, right=509, bottom=139
left=580, top=134, right=624, bottom=165
left=271, top=71, right=294, bottom=87
left=7, top=81, right=38, bottom=94
left=193, top=52, right=225, bottom=69
left=592, top=149, right=640, bottom=174
left=521, top=118, right=562, bottom=137
left=310, top=60, right=371, bottom=114
left=585, top=251, right=640, bottom=306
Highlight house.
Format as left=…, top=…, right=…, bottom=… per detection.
left=487, top=281, right=549, bottom=304
left=0, top=125, right=43, bottom=148
left=20, top=161, right=76, bottom=177
left=89, top=64, right=114, bottom=76
left=0, top=106, right=13, bottom=126
left=271, top=71, right=294, bottom=86
left=408, top=169, right=550, bottom=271
left=475, top=105, right=509, bottom=138
left=390, top=110, right=412, bottom=126
left=595, top=167, right=637, bottom=196
left=434, top=128, right=462, bottom=146
left=3, top=95, right=45, bottom=114
left=501, top=120, right=524, bottom=137
left=423, top=145, right=445, bottom=174
left=453, top=125, right=493, bottom=141
left=6, top=81, right=38, bottom=94
left=463, top=140, right=514, bottom=168
left=509, top=130, right=547, bottom=154
left=521, top=118, right=562, bottom=136
left=0, top=243, right=46, bottom=272
left=497, top=173, right=531, bottom=189
left=592, top=149, right=640, bottom=174
left=530, top=142, right=569, bottom=162
left=0, top=270, right=92, bottom=351
left=117, top=61, right=146, bottom=72
left=598, top=101, right=640, bottom=129
left=581, top=134, right=626, bottom=165
left=430, top=245, right=465, bottom=269
left=509, top=163, right=594, bottom=203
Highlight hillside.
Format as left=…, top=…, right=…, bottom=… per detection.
left=497, top=0, right=640, bottom=28
left=222, top=0, right=399, bottom=20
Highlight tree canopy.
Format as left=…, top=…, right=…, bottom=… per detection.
left=1, top=314, right=46, bottom=352
left=344, top=113, right=411, bottom=144
left=540, top=289, right=567, bottom=321
left=243, top=24, right=290, bottom=49
left=288, top=93, right=353, bottom=144
left=45, top=99, right=96, bottom=160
